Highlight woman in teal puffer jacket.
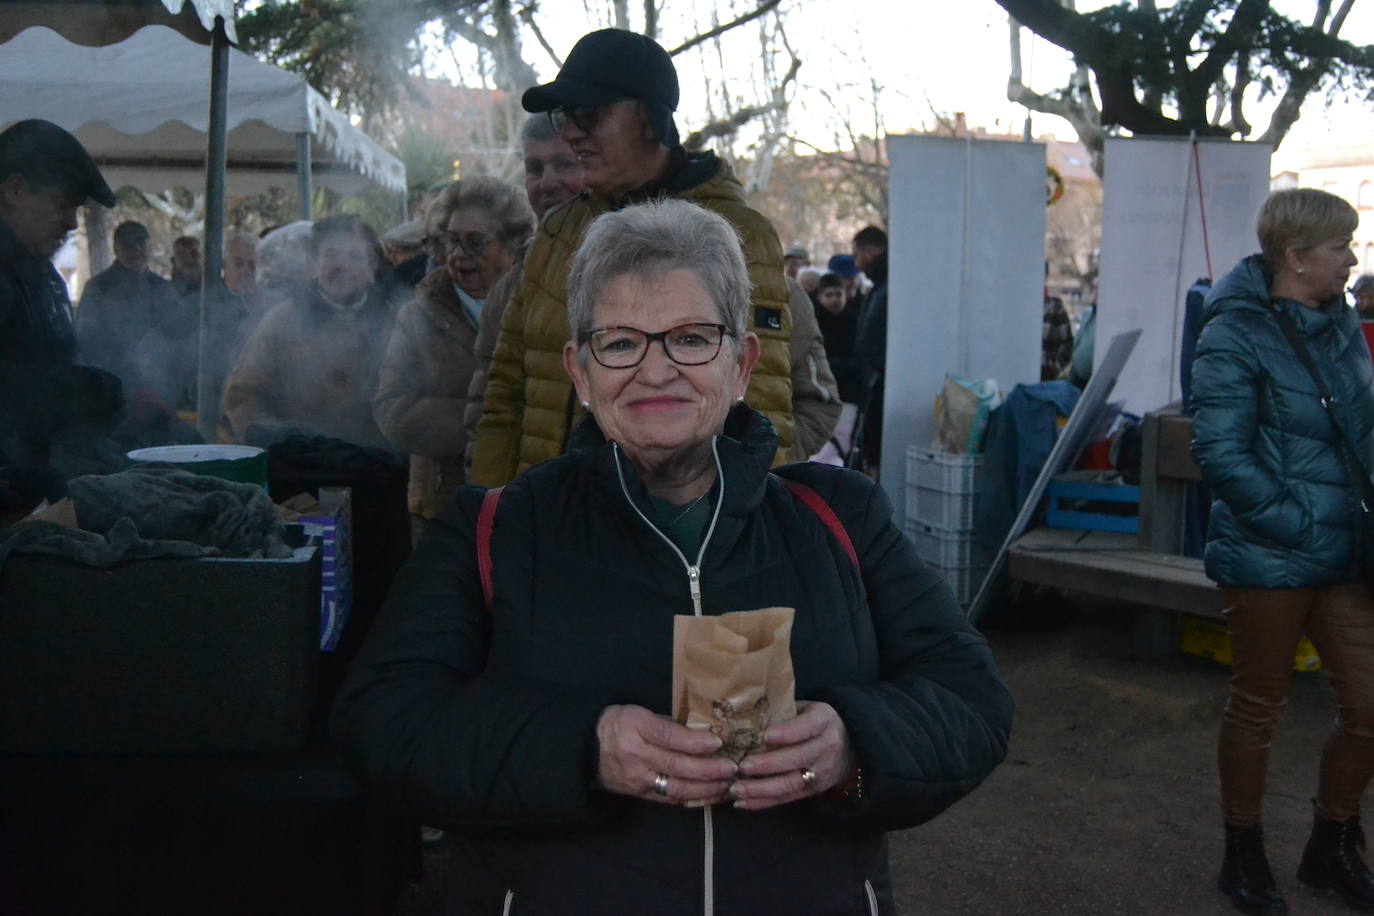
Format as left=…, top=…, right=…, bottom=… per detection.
left=1193, top=188, right=1374, bottom=916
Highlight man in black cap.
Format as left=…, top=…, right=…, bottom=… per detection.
left=0, top=118, right=123, bottom=520
left=471, top=29, right=838, bottom=484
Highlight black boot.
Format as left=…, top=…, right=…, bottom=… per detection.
left=1297, top=807, right=1374, bottom=913
left=1219, top=824, right=1289, bottom=914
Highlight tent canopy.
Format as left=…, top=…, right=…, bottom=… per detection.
left=0, top=25, right=405, bottom=198
left=0, top=0, right=236, bottom=46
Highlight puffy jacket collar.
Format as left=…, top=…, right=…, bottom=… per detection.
left=304, top=280, right=392, bottom=322
left=567, top=403, right=780, bottom=518
left=1205, top=253, right=1344, bottom=337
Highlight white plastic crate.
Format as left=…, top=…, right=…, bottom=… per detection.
left=906, top=446, right=983, bottom=494
left=904, top=519, right=990, bottom=569
left=928, top=562, right=991, bottom=606
left=906, top=485, right=977, bottom=530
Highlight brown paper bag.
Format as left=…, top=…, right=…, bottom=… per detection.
left=671, top=607, right=797, bottom=765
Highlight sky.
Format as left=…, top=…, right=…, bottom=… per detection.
left=466, top=0, right=1374, bottom=173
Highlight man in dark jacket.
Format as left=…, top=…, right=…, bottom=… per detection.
left=77, top=220, right=183, bottom=391
left=852, top=225, right=889, bottom=470
left=0, top=119, right=122, bottom=520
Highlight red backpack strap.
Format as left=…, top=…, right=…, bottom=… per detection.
left=777, top=477, right=860, bottom=573
left=476, top=487, right=503, bottom=610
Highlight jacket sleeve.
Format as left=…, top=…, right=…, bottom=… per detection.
left=463, top=262, right=520, bottom=476
left=373, top=300, right=468, bottom=458
left=331, top=487, right=623, bottom=831
left=786, top=281, right=840, bottom=461
left=1190, top=320, right=1312, bottom=549
left=470, top=263, right=534, bottom=487
left=808, top=471, right=1014, bottom=831
left=854, top=286, right=887, bottom=383
left=221, top=308, right=286, bottom=443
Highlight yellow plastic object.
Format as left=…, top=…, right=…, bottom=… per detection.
left=1179, top=616, right=1321, bottom=671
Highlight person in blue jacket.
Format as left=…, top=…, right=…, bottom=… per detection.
left=1192, top=187, right=1374, bottom=915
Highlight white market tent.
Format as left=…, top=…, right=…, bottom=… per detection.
left=0, top=25, right=406, bottom=200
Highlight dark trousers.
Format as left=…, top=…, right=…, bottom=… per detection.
left=1219, top=583, right=1374, bottom=825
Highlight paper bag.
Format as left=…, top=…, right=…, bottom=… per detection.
left=672, top=607, right=797, bottom=765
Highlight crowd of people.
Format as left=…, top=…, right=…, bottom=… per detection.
left=17, top=21, right=1374, bottom=916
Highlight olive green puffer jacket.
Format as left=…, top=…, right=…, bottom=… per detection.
left=1191, top=254, right=1374, bottom=589
left=469, top=151, right=796, bottom=486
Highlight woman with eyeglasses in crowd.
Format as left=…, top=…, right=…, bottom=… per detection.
left=334, top=198, right=1012, bottom=915
left=373, top=177, right=534, bottom=534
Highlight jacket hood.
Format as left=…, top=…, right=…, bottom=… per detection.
left=1204, top=253, right=1344, bottom=337
left=566, top=403, right=780, bottom=517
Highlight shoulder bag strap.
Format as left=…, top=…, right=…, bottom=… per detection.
left=1268, top=305, right=1374, bottom=511
left=477, top=486, right=503, bottom=611
left=775, top=476, right=861, bottom=573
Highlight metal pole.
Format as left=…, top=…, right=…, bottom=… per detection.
left=196, top=17, right=230, bottom=443
left=296, top=132, right=313, bottom=221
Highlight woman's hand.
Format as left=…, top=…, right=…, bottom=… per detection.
left=596, top=705, right=737, bottom=805
left=729, top=701, right=854, bottom=811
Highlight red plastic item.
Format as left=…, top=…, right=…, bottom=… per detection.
left=1076, top=438, right=1114, bottom=471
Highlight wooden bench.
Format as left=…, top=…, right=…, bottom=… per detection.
left=1005, top=406, right=1223, bottom=653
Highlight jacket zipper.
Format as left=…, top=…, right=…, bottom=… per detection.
left=612, top=440, right=725, bottom=916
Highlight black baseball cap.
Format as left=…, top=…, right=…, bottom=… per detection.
left=522, top=29, right=679, bottom=147
left=0, top=119, right=115, bottom=207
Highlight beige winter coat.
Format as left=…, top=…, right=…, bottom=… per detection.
left=223, top=284, right=395, bottom=447
left=374, top=268, right=479, bottom=519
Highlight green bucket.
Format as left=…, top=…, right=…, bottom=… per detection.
left=125, top=445, right=269, bottom=488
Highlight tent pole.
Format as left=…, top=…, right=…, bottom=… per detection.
left=296, top=132, right=312, bottom=220
left=197, top=16, right=230, bottom=443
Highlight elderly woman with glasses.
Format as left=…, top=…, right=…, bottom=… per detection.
left=334, top=199, right=1012, bottom=916
left=374, top=177, right=534, bottom=527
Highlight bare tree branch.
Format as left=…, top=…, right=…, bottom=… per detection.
left=519, top=5, right=563, bottom=70
left=669, top=0, right=782, bottom=56
left=643, top=0, right=659, bottom=39
left=683, top=53, right=799, bottom=149
left=1258, top=0, right=1356, bottom=149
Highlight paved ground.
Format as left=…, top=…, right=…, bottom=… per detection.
left=395, top=597, right=1357, bottom=915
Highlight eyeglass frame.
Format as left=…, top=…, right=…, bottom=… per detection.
left=577, top=322, right=734, bottom=369
left=547, top=98, right=634, bottom=135
left=424, top=230, right=496, bottom=258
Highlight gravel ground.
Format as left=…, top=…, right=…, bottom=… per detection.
left=395, top=598, right=1356, bottom=915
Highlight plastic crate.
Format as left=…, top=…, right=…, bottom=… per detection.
left=904, top=518, right=990, bottom=569
left=906, top=446, right=983, bottom=494
left=926, top=562, right=991, bottom=605
left=906, top=484, right=977, bottom=530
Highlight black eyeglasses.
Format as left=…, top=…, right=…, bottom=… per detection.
left=580, top=323, right=732, bottom=369
left=425, top=231, right=494, bottom=257
left=548, top=99, right=630, bottom=135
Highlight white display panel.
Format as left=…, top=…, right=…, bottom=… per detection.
left=883, top=135, right=1046, bottom=521
left=1096, top=137, right=1272, bottom=416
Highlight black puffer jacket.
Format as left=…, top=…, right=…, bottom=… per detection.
left=333, top=406, right=1012, bottom=916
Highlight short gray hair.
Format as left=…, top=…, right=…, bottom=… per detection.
left=521, top=112, right=559, bottom=146
left=427, top=175, right=535, bottom=249
left=567, top=198, right=752, bottom=346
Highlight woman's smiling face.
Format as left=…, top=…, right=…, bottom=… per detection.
left=563, top=268, right=758, bottom=463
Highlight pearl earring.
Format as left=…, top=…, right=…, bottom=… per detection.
left=735, top=395, right=745, bottom=403
left=1297, top=268, right=1306, bottom=275
left=580, top=401, right=590, bottom=410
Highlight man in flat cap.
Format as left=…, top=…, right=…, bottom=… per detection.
left=0, top=118, right=123, bottom=520
left=470, top=29, right=837, bottom=484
